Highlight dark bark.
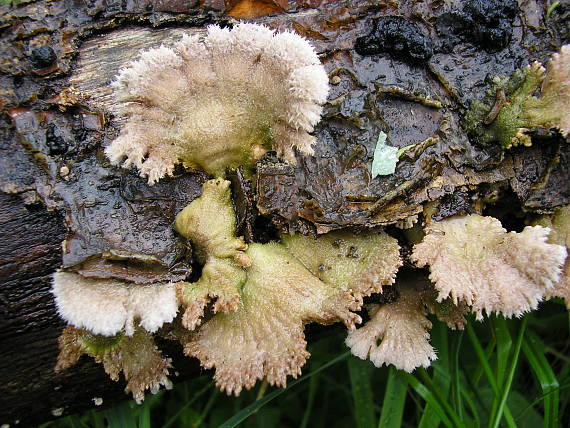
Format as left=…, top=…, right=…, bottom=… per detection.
left=0, top=193, right=126, bottom=425
left=0, top=193, right=203, bottom=426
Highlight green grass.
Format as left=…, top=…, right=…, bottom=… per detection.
left=44, top=301, right=570, bottom=428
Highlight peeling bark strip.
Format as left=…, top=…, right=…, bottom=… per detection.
left=69, top=28, right=194, bottom=112
left=0, top=0, right=569, bottom=425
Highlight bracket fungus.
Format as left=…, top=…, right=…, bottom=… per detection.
left=411, top=214, right=567, bottom=319
left=52, top=271, right=178, bottom=337
left=47, top=19, right=569, bottom=405
left=105, top=23, right=329, bottom=184
left=346, top=284, right=436, bottom=372
left=51, top=272, right=177, bottom=402
left=175, top=178, right=250, bottom=330
left=535, top=205, right=570, bottom=308
left=51, top=23, right=334, bottom=401
left=175, top=179, right=402, bottom=394
left=56, top=327, right=172, bottom=404
left=183, top=241, right=362, bottom=395
left=280, top=228, right=402, bottom=300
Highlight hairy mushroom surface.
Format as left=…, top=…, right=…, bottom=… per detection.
left=535, top=205, right=570, bottom=307
left=56, top=326, right=172, bottom=403
left=345, top=283, right=436, bottom=372
left=105, top=23, right=329, bottom=184
left=175, top=179, right=250, bottom=329
left=412, top=214, right=567, bottom=319
left=281, top=228, right=402, bottom=299
left=52, top=271, right=178, bottom=336
left=522, top=45, right=570, bottom=139
left=182, top=242, right=363, bottom=396
left=174, top=184, right=402, bottom=394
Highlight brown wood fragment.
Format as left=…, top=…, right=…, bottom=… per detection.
left=69, top=28, right=198, bottom=115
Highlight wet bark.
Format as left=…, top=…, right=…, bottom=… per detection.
left=0, top=0, right=568, bottom=425
left=0, top=192, right=123, bottom=425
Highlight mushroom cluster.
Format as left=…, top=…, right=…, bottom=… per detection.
left=174, top=178, right=402, bottom=395
left=51, top=26, right=569, bottom=402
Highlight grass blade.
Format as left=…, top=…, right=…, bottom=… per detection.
left=106, top=402, right=136, bottom=428
left=137, top=393, right=159, bottom=428
left=89, top=409, right=107, bottom=428
left=138, top=403, right=150, bottom=428
left=196, top=389, right=218, bottom=426
left=471, top=337, right=496, bottom=387
left=488, top=316, right=527, bottom=428
left=218, top=351, right=350, bottom=428
left=400, top=372, right=455, bottom=428
left=493, top=317, right=512, bottom=388
left=419, top=322, right=451, bottom=428
left=450, top=330, right=464, bottom=419
left=300, top=374, right=319, bottom=428
left=348, top=356, right=376, bottom=428
left=522, top=331, right=559, bottom=428
left=63, top=416, right=83, bottom=428
left=466, top=323, right=516, bottom=428
left=378, top=366, right=408, bottom=428
left=417, top=369, right=465, bottom=428
left=460, top=387, right=481, bottom=428
left=506, top=390, right=544, bottom=427
left=161, top=381, right=213, bottom=428
left=514, top=381, right=570, bottom=421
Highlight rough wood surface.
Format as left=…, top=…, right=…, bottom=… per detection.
left=0, top=193, right=125, bottom=425
left=69, top=28, right=195, bottom=113
left=0, top=193, right=202, bottom=426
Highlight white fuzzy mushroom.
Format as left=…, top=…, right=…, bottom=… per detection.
left=345, top=285, right=437, bottom=372
left=106, top=23, right=330, bottom=184
left=52, top=271, right=178, bottom=336
left=411, top=214, right=567, bottom=319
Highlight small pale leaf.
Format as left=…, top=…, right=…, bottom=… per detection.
left=371, top=132, right=399, bottom=178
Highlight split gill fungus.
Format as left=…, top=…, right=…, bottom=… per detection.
left=105, top=23, right=329, bottom=184
left=51, top=22, right=570, bottom=402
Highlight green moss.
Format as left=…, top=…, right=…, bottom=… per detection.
left=462, top=48, right=570, bottom=151
left=79, top=331, right=124, bottom=356
left=462, top=65, right=547, bottom=149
